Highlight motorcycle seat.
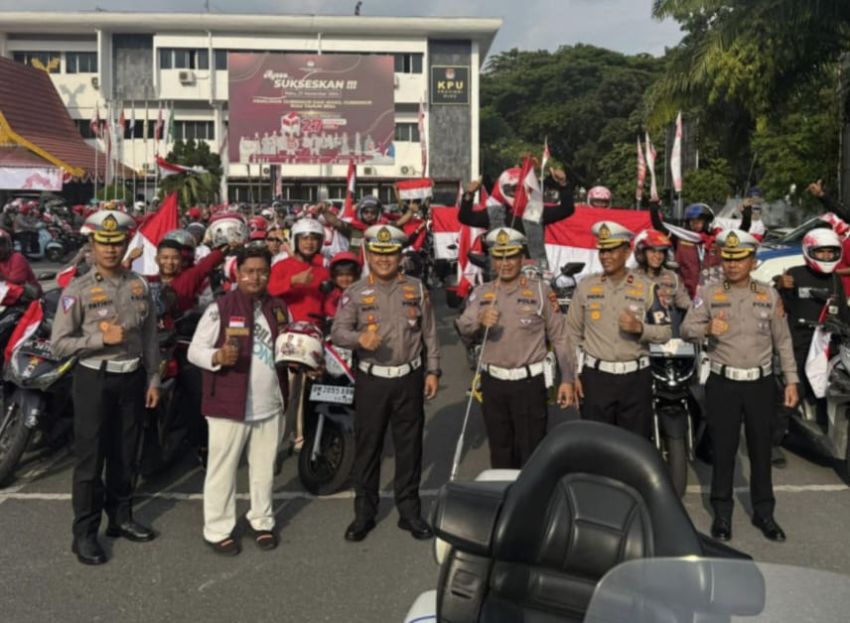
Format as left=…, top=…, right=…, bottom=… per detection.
left=432, top=420, right=705, bottom=623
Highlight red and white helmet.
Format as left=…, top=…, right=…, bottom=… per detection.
left=491, top=167, right=521, bottom=208
left=633, top=229, right=672, bottom=253
left=275, top=322, right=324, bottom=369
left=291, top=217, right=325, bottom=242
left=803, top=228, right=843, bottom=274
left=248, top=215, right=268, bottom=232
left=587, top=186, right=612, bottom=208
left=207, top=213, right=248, bottom=247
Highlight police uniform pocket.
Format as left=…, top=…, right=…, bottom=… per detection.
left=403, top=303, right=422, bottom=330
left=520, top=313, right=544, bottom=330
left=752, top=304, right=772, bottom=334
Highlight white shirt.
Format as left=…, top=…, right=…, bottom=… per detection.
left=188, top=301, right=284, bottom=422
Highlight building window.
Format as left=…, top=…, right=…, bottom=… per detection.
left=214, top=50, right=228, bottom=70
left=13, top=51, right=61, bottom=73
left=159, top=48, right=172, bottom=69
left=394, top=123, right=420, bottom=142
left=379, top=185, right=395, bottom=205
left=394, top=53, right=423, bottom=74
left=159, top=49, right=210, bottom=70
left=173, top=120, right=215, bottom=141
left=74, top=119, right=97, bottom=139
left=66, top=52, right=98, bottom=74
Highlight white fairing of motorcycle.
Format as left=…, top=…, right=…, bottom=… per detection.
left=403, top=469, right=520, bottom=623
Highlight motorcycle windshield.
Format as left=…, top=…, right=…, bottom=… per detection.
left=584, top=558, right=849, bottom=623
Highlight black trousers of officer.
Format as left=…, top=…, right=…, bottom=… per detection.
left=580, top=367, right=653, bottom=438
left=705, top=373, right=775, bottom=520
left=480, top=372, right=548, bottom=469
left=352, top=368, right=424, bottom=522
left=71, top=365, right=146, bottom=539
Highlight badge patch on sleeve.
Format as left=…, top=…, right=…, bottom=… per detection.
left=61, top=296, right=76, bottom=313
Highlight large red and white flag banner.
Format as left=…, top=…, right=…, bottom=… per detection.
left=124, top=192, right=180, bottom=275
left=636, top=135, right=647, bottom=202
left=396, top=178, right=433, bottom=201
left=671, top=111, right=683, bottom=193
left=341, top=160, right=356, bottom=221
left=432, top=205, right=652, bottom=277
left=645, top=131, right=659, bottom=202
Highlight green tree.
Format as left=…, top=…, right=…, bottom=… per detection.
left=159, top=139, right=222, bottom=208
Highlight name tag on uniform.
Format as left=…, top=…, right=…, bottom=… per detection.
left=227, top=316, right=249, bottom=337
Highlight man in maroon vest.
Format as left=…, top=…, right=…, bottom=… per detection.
left=188, top=245, right=290, bottom=556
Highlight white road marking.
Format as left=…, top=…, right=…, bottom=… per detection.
left=0, top=449, right=72, bottom=507
left=0, top=484, right=846, bottom=503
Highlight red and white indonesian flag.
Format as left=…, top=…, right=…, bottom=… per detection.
left=456, top=187, right=488, bottom=296
left=636, top=136, right=647, bottom=202
left=645, top=132, right=659, bottom=202
left=341, top=160, right=356, bottom=221
left=545, top=207, right=652, bottom=276
left=671, top=111, right=683, bottom=193
left=4, top=300, right=43, bottom=362
left=431, top=206, right=462, bottom=260
left=513, top=156, right=544, bottom=224
left=156, top=156, right=206, bottom=178
left=124, top=192, right=180, bottom=275
left=396, top=178, right=433, bottom=201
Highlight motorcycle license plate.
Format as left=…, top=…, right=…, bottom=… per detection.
left=309, top=384, right=355, bottom=405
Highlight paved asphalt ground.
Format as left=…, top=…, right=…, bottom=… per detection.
left=1, top=266, right=849, bottom=622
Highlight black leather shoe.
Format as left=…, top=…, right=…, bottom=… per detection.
left=711, top=517, right=732, bottom=542
left=752, top=515, right=786, bottom=542
left=106, top=520, right=156, bottom=542
left=398, top=516, right=434, bottom=540
left=344, top=518, right=376, bottom=542
left=72, top=537, right=107, bottom=565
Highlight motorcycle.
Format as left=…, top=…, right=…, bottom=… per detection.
left=13, top=223, right=66, bottom=263
left=550, top=261, right=585, bottom=313
left=649, top=338, right=699, bottom=497
left=403, top=420, right=748, bottom=623
left=0, top=289, right=76, bottom=485
left=297, top=340, right=356, bottom=495
left=783, top=312, right=850, bottom=481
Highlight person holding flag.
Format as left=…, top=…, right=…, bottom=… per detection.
left=50, top=209, right=161, bottom=565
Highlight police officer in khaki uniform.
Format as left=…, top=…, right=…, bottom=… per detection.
left=331, top=224, right=440, bottom=542
left=565, top=221, right=672, bottom=437
left=456, top=227, right=576, bottom=468
left=681, top=229, right=798, bottom=543
left=51, top=209, right=161, bottom=565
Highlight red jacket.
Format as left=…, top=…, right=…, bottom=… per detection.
left=323, top=287, right=344, bottom=320
left=675, top=230, right=721, bottom=298
left=268, top=254, right=330, bottom=324
left=0, top=252, right=41, bottom=295
left=148, top=248, right=224, bottom=313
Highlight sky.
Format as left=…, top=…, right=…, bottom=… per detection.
left=0, top=0, right=683, bottom=58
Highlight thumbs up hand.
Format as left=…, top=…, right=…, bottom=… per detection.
left=708, top=311, right=729, bottom=337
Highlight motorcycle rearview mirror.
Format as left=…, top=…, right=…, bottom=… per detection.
left=319, top=279, right=335, bottom=296
left=560, top=262, right=585, bottom=277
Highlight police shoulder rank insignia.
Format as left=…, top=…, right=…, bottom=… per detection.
left=61, top=296, right=76, bottom=313
left=483, top=291, right=497, bottom=300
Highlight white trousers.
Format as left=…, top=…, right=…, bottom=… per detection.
left=203, top=413, right=282, bottom=543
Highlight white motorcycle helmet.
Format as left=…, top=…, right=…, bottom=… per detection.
left=802, top=228, right=843, bottom=274
left=275, top=322, right=324, bottom=370
left=207, top=213, right=248, bottom=248
left=290, top=217, right=326, bottom=242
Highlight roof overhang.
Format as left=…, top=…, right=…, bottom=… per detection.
left=0, top=11, right=502, bottom=59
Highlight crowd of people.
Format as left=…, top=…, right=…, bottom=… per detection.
left=2, top=169, right=849, bottom=566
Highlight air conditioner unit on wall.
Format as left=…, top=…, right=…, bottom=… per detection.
left=401, top=166, right=412, bottom=175
left=363, top=166, right=377, bottom=176
left=262, top=166, right=270, bottom=176
left=178, top=70, right=195, bottom=85
left=91, top=76, right=99, bottom=89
